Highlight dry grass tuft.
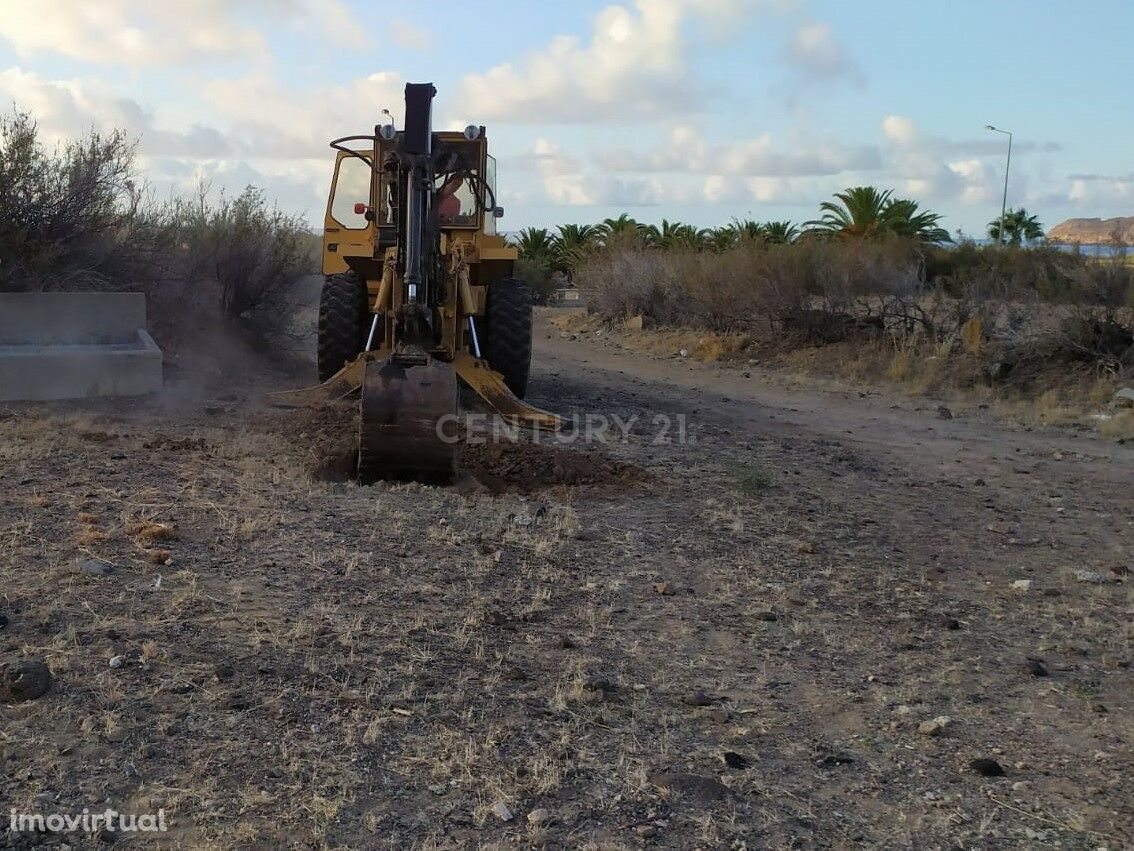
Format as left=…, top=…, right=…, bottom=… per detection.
left=126, top=520, right=178, bottom=542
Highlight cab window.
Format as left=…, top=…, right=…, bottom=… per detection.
left=330, top=155, right=371, bottom=229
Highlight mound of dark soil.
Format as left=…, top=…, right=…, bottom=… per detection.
left=459, top=440, right=650, bottom=494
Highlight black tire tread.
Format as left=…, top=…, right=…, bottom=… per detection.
left=317, top=272, right=368, bottom=382
left=483, top=277, right=533, bottom=399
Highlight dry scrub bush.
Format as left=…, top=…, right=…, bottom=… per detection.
left=0, top=110, right=313, bottom=349
left=577, top=238, right=927, bottom=341
left=578, top=236, right=1133, bottom=375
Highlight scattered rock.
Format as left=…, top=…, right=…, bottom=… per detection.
left=918, top=716, right=952, bottom=736
left=678, top=348, right=688, bottom=358
left=648, top=771, right=731, bottom=804
left=428, top=784, right=446, bottom=796
left=1, top=660, right=52, bottom=702
left=105, top=728, right=129, bottom=743
left=78, top=559, right=113, bottom=576
left=681, top=691, right=715, bottom=707
left=1010, top=579, right=1033, bottom=592
left=757, top=610, right=778, bottom=622
left=527, top=808, right=550, bottom=825
left=491, top=801, right=514, bottom=822
left=722, top=751, right=750, bottom=769
left=936, top=406, right=954, bottom=420
left=634, top=824, right=659, bottom=839
left=708, top=708, right=730, bottom=724
left=1110, top=387, right=1134, bottom=409
left=1026, top=658, right=1049, bottom=677
left=108, top=655, right=125, bottom=669
left=796, top=542, right=816, bottom=555
left=1074, top=569, right=1108, bottom=585
left=969, top=758, right=1006, bottom=777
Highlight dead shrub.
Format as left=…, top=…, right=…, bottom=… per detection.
left=0, top=108, right=313, bottom=351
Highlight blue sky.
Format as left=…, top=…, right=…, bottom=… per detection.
left=1, top=0, right=1131, bottom=235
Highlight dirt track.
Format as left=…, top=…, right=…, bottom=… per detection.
left=1, top=309, right=1131, bottom=848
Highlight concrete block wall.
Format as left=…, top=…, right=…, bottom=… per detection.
left=0, top=292, right=163, bottom=401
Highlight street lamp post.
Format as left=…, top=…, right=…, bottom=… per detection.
left=986, top=125, right=1012, bottom=245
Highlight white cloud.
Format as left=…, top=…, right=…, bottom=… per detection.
left=0, top=0, right=367, bottom=66
left=458, top=0, right=784, bottom=123
left=0, top=67, right=229, bottom=157
left=882, top=115, right=917, bottom=146
left=786, top=21, right=862, bottom=82
left=596, top=124, right=881, bottom=177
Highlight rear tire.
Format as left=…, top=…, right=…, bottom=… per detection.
left=318, top=272, right=369, bottom=381
left=483, top=277, right=533, bottom=399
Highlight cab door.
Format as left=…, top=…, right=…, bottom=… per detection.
left=323, top=151, right=376, bottom=276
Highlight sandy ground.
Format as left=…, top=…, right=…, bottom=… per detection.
left=1, top=308, right=1131, bottom=849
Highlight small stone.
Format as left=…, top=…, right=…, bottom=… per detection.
left=491, top=801, right=514, bottom=822
left=635, top=824, right=659, bottom=839
left=758, top=610, right=778, bottom=622
left=722, top=751, right=750, bottom=769
left=1010, top=579, right=1033, bottom=591
left=105, top=728, right=129, bottom=743
left=974, top=478, right=986, bottom=486
left=109, top=655, right=125, bottom=668
left=1, top=660, right=52, bottom=702
left=78, top=559, right=113, bottom=576
left=970, top=758, right=1006, bottom=777
left=1074, top=570, right=1107, bottom=584
left=936, top=406, right=953, bottom=420
left=918, top=716, right=951, bottom=736
left=1011, top=781, right=1029, bottom=792
left=678, top=348, right=688, bottom=358
left=894, top=704, right=912, bottom=716
left=527, top=808, right=550, bottom=825
left=796, top=542, right=816, bottom=554
left=428, top=784, right=446, bottom=796
left=1026, top=658, right=1048, bottom=677
left=942, top=616, right=961, bottom=630
left=708, top=708, right=730, bottom=724
left=681, top=691, right=714, bottom=707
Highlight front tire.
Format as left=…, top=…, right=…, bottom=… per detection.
left=317, top=272, right=369, bottom=381
left=483, top=277, right=533, bottom=398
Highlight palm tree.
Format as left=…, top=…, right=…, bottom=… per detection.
left=729, top=219, right=765, bottom=243
left=806, top=186, right=895, bottom=238
left=597, top=214, right=643, bottom=243
left=642, top=219, right=700, bottom=250
left=987, top=208, right=1044, bottom=245
left=553, top=223, right=599, bottom=279
left=883, top=199, right=951, bottom=244
left=807, top=186, right=951, bottom=244
left=513, top=227, right=557, bottom=262
left=761, top=220, right=799, bottom=245
left=705, top=226, right=738, bottom=253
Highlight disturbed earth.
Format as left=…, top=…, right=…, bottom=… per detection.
left=1, top=310, right=1131, bottom=849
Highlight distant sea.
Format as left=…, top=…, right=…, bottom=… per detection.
left=967, top=239, right=1125, bottom=256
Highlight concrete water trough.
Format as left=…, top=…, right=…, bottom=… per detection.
left=0, top=292, right=162, bottom=401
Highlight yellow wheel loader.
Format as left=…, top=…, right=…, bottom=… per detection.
left=273, top=83, right=558, bottom=482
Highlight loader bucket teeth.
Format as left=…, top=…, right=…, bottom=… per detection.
left=357, top=354, right=459, bottom=483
